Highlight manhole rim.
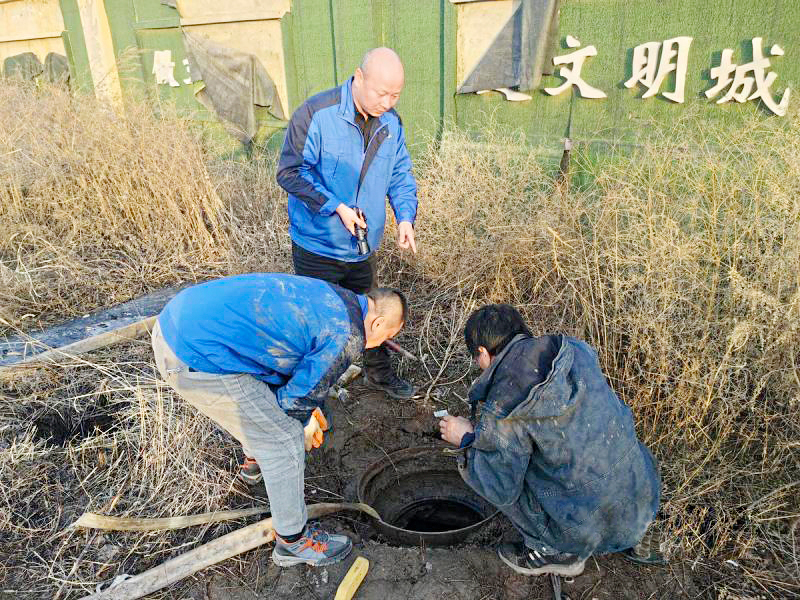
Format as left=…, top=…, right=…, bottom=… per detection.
left=357, top=445, right=499, bottom=544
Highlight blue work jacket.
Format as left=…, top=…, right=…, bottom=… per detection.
left=157, top=274, right=367, bottom=422
left=276, top=78, right=418, bottom=262
left=460, top=334, right=661, bottom=558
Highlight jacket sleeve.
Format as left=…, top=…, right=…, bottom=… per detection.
left=276, top=103, right=342, bottom=217
left=276, top=333, right=351, bottom=422
left=459, top=397, right=535, bottom=507
left=387, top=122, right=418, bottom=224
left=460, top=443, right=531, bottom=508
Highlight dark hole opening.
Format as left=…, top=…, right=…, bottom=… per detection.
left=392, top=499, right=483, bottom=532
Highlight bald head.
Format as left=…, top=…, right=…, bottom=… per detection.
left=360, top=47, right=404, bottom=79
left=369, top=288, right=407, bottom=325
left=352, top=47, right=405, bottom=118
left=363, top=288, right=407, bottom=349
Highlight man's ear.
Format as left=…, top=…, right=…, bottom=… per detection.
left=365, top=313, right=385, bottom=335
left=354, top=67, right=364, bottom=84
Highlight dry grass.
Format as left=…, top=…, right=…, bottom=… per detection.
left=1, top=81, right=799, bottom=597
left=391, top=113, right=800, bottom=594
left=0, top=80, right=229, bottom=334
left=0, top=346, right=256, bottom=597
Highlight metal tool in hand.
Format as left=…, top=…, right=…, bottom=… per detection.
left=354, top=208, right=369, bottom=255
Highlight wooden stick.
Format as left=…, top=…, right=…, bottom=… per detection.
left=384, top=339, right=418, bottom=362
left=77, top=503, right=379, bottom=600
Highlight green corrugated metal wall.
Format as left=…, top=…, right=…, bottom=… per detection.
left=283, top=0, right=455, bottom=150
left=57, top=0, right=800, bottom=155
left=458, top=0, right=799, bottom=154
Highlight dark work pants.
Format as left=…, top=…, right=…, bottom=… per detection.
left=291, top=242, right=393, bottom=379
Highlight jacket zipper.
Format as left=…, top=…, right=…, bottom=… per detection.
left=343, top=115, right=386, bottom=206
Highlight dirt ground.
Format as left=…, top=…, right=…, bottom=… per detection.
left=1, top=343, right=778, bottom=599
left=178, top=377, right=719, bottom=600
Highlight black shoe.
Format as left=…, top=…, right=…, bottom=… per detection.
left=621, top=526, right=667, bottom=565
left=363, top=370, right=416, bottom=399
left=497, top=542, right=586, bottom=577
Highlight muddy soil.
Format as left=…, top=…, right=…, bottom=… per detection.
left=184, top=376, right=713, bottom=600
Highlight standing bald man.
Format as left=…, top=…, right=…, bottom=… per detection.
left=277, top=47, right=418, bottom=399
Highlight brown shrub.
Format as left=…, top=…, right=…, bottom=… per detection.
left=1, top=81, right=798, bottom=596
left=389, top=116, right=800, bottom=574
left=0, top=80, right=229, bottom=333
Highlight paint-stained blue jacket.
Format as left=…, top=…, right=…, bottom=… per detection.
left=459, top=334, right=660, bottom=558
left=157, top=274, right=366, bottom=422
left=276, top=78, right=418, bottom=262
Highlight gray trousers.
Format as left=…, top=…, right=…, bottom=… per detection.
left=151, top=321, right=307, bottom=537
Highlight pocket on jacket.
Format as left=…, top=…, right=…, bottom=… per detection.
left=321, top=149, right=340, bottom=182
left=367, top=145, right=393, bottom=187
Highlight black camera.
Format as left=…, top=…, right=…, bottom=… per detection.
left=354, top=208, right=369, bottom=256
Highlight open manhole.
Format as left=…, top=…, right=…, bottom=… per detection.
left=357, top=446, right=498, bottom=546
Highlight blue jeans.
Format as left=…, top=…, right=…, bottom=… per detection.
left=151, top=321, right=307, bottom=537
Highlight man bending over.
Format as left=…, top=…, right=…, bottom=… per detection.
left=151, top=273, right=406, bottom=567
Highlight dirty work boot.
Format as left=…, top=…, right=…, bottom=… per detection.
left=237, top=456, right=263, bottom=485
left=497, top=542, right=586, bottom=577
left=363, top=369, right=416, bottom=399
left=363, top=345, right=415, bottom=399
left=272, top=523, right=353, bottom=567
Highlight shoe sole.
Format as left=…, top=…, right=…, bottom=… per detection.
left=497, top=551, right=586, bottom=577
left=271, top=544, right=352, bottom=568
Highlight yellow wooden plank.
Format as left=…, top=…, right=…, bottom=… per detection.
left=334, top=556, right=369, bottom=600
left=0, top=0, right=65, bottom=62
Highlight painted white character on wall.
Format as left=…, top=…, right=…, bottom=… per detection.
left=544, top=36, right=607, bottom=99
left=624, top=37, right=693, bottom=103
left=182, top=59, right=192, bottom=85
left=705, top=37, right=790, bottom=116
left=152, top=50, right=180, bottom=87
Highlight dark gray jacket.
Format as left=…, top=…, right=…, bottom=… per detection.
left=459, top=334, right=660, bottom=558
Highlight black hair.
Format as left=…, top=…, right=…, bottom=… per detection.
left=367, top=288, right=408, bottom=324
left=464, top=304, right=532, bottom=357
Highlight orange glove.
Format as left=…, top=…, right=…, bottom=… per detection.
left=303, top=407, right=330, bottom=451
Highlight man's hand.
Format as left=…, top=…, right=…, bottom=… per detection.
left=335, top=204, right=367, bottom=236
left=439, top=415, right=474, bottom=446
left=396, top=221, right=417, bottom=253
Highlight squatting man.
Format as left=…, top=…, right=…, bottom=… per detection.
left=439, top=304, right=661, bottom=576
